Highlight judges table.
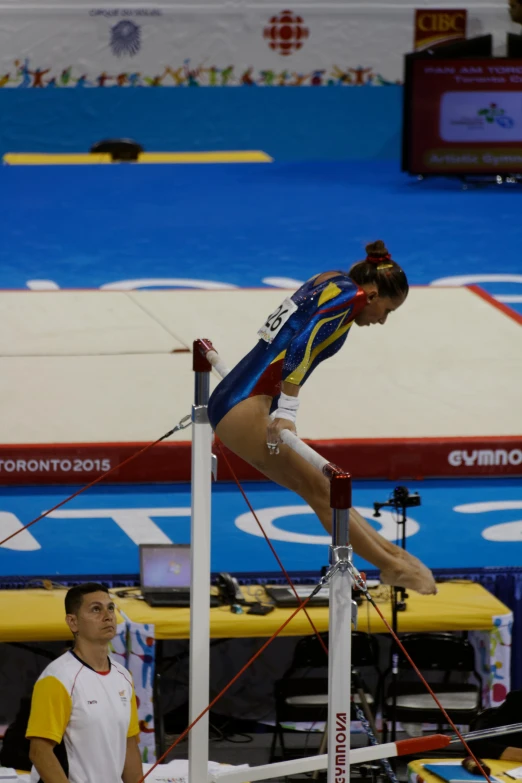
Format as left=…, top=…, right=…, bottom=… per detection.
left=0, top=581, right=512, bottom=762
left=0, top=587, right=125, bottom=642
left=0, top=581, right=510, bottom=641
left=115, top=581, right=511, bottom=639
left=112, top=580, right=512, bottom=758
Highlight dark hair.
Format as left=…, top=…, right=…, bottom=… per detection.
left=65, top=582, right=109, bottom=615
left=349, top=240, right=409, bottom=300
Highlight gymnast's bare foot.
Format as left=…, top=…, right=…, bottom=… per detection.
left=380, top=554, right=437, bottom=595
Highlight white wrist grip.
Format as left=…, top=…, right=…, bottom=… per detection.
left=274, top=391, right=300, bottom=423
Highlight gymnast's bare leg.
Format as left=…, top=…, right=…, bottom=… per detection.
left=215, top=395, right=437, bottom=595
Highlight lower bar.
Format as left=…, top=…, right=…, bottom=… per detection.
left=216, top=743, right=399, bottom=783
left=215, top=736, right=452, bottom=783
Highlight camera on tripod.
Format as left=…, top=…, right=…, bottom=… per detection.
left=391, top=485, right=420, bottom=508
left=373, top=485, right=421, bottom=517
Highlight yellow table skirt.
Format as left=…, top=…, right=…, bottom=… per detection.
left=0, top=587, right=125, bottom=642
left=116, top=581, right=510, bottom=641
left=0, top=581, right=510, bottom=643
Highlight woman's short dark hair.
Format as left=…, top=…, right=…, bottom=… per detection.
left=65, top=582, right=109, bottom=615
left=349, top=240, right=409, bottom=300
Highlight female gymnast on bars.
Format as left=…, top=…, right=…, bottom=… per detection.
left=208, top=240, right=436, bottom=595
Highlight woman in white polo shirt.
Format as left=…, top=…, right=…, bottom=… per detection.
left=26, top=583, right=142, bottom=783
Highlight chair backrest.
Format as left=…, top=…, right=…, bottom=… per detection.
left=397, top=633, right=477, bottom=672
left=286, top=633, right=329, bottom=675
left=285, top=631, right=381, bottom=676
left=274, top=677, right=329, bottom=723
left=352, top=632, right=380, bottom=669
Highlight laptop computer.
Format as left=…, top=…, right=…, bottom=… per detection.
left=265, top=584, right=330, bottom=607
left=139, top=543, right=219, bottom=608
left=265, top=579, right=381, bottom=608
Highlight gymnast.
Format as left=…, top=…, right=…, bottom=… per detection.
left=208, top=240, right=437, bottom=595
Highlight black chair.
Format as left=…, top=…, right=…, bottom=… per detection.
left=269, top=631, right=381, bottom=762
left=381, top=633, right=482, bottom=739
left=467, top=690, right=522, bottom=760
left=90, top=138, right=143, bottom=161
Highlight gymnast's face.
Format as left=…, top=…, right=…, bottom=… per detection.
left=354, top=286, right=406, bottom=327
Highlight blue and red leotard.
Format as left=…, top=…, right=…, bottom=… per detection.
left=207, top=273, right=367, bottom=429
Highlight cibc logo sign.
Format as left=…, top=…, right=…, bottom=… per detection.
left=334, top=712, right=348, bottom=783
left=414, top=9, right=467, bottom=50
left=448, top=449, right=522, bottom=468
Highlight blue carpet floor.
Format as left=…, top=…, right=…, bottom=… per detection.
left=1, top=478, right=521, bottom=581
left=0, top=160, right=520, bottom=314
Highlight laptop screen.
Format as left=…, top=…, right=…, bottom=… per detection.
left=140, top=544, right=191, bottom=591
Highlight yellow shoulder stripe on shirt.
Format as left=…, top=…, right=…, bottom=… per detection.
left=26, top=675, right=72, bottom=744
left=128, top=686, right=140, bottom=738
left=317, top=282, right=342, bottom=308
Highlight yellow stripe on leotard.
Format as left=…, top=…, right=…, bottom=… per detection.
left=271, top=350, right=286, bottom=365
left=317, top=282, right=342, bottom=307
left=285, top=313, right=353, bottom=386
left=268, top=283, right=343, bottom=369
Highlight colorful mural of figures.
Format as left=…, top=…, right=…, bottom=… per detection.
left=0, top=4, right=514, bottom=89
left=0, top=57, right=397, bottom=88
left=108, top=618, right=156, bottom=763
left=108, top=622, right=128, bottom=663
left=127, top=621, right=156, bottom=763
left=469, top=611, right=513, bottom=708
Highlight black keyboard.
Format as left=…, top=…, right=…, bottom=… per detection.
left=145, top=594, right=221, bottom=608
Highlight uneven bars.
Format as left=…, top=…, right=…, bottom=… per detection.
left=193, top=341, right=513, bottom=783
left=195, top=340, right=354, bottom=783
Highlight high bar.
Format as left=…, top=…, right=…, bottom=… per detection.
left=280, top=428, right=329, bottom=473
left=194, top=339, right=230, bottom=378
left=206, top=349, right=230, bottom=379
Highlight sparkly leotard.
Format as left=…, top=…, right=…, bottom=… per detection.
left=207, top=273, right=367, bottom=429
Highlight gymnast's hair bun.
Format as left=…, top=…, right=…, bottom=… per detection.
left=365, top=239, right=390, bottom=259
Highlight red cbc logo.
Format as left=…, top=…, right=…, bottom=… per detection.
left=263, top=10, right=309, bottom=56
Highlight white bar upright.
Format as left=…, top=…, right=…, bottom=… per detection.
left=188, top=339, right=215, bottom=783
left=325, top=466, right=353, bottom=783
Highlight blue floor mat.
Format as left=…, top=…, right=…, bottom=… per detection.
left=0, top=160, right=520, bottom=315
left=1, top=478, right=521, bottom=581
